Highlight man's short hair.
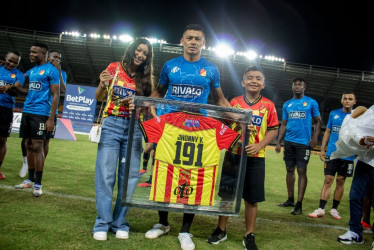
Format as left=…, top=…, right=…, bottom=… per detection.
left=32, top=42, right=49, bottom=51
left=8, top=49, right=21, bottom=57
left=342, top=91, right=356, bottom=99
left=183, top=24, right=204, bottom=35
left=49, top=50, right=61, bottom=54
left=292, top=77, right=306, bottom=85
left=243, top=65, right=264, bottom=80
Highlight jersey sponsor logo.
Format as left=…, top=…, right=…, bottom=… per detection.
left=39, top=70, right=45, bottom=75
left=112, top=86, right=135, bottom=98
left=29, top=81, right=42, bottom=91
left=303, top=102, right=307, bottom=106
left=183, top=119, right=200, bottom=128
left=171, top=66, right=180, bottom=73
left=10, top=74, right=16, bottom=78
left=219, top=124, right=228, bottom=135
left=252, top=115, right=263, bottom=126
left=174, top=181, right=193, bottom=199
left=332, top=125, right=340, bottom=134
left=288, top=111, right=306, bottom=119
left=0, top=80, right=11, bottom=86
left=170, top=84, right=203, bottom=99
left=200, top=69, right=206, bottom=77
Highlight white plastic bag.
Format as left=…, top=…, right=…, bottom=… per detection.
left=89, top=124, right=102, bottom=143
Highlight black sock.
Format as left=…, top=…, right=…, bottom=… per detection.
left=143, top=153, right=150, bottom=170
left=180, top=213, right=195, bottom=233
left=28, top=169, right=35, bottom=182
left=332, top=199, right=340, bottom=209
left=288, top=197, right=294, bottom=202
left=35, top=171, right=43, bottom=184
left=158, top=211, right=169, bottom=226
left=319, top=199, right=327, bottom=209
left=295, top=201, right=302, bottom=208
left=0, top=161, right=3, bottom=168
left=146, top=175, right=152, bottom=183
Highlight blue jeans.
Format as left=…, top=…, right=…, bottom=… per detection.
left=93, top=115, right=142, bottom=233
left=348, top=160, right=374, bottom=235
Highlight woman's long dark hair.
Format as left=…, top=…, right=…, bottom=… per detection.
left=122, top=38, right=154, bottom=97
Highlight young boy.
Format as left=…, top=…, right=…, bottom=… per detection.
left=206, top=65, right=279, bottom=249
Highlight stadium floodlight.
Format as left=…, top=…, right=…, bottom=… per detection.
left=112, top=35, right=117, bottom=40
left=147, top=37, right=158, bottom=44
left=237, top=50, right=258, bottom=60
left=119, top=34, right=134, bottom=43
left=103, top=34, right=111, bottom=39
left=213, top=44, right=235, bottom=58
left=89, top=33, right=100, bottom=39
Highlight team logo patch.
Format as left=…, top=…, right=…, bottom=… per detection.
left=78, top=87, right=85, bottom=95
left=303, top=102, right=307, bottom=106
left=259, top=105, right=266, bottom=114
left=39, top=70, right=45, bottom=75
left=200, top=69, right=206, bottom=77
left=334, top=114, right=339, bottom=119
left=171, top=66, right=180, bottom=73
left=171, top=84, right=203, bottom=99
left=183, top=119, right=200, bottom=128
left=10, top=74, right=16, bottom=78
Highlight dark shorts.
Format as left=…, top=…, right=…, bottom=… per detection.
left=19, top=113, right=49, bottom=140
left=45, top=116, right=57, bottom=139
left=0, top=106, right=13, bottom=137
left=218, top=152, right=265, bottom=203
left=283, top=140, right=311, bottom=169
left=324, top=157, right=354, bottom=177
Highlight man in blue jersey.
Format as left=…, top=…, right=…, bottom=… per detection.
left=15, top=42, right=60, bottom=197
left=144, top=24, right=232, bottom=250
left=0, top=50, right=25, bottom=180
left=275, top=78, right=321, bottom=215
left=308, top=92, right=356, bottom=220
left=19, top=50, right=67, bottom=178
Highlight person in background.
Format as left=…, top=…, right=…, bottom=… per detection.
left=0, top=50, right=25, bottom=179
left=275, top=78, right=321, bottom=215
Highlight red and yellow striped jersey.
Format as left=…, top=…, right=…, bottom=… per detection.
left=103, top=62, right=135, bottom=118
left=140, top=112, right=240, bottom=206
left=230, top=95, right=279, bottom=157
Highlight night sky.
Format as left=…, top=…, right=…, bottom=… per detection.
left=3, top=0, right=373, bottom=72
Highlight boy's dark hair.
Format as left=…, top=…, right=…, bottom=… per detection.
left=183, top=24, right=204, bottom=36
left=243, top=65, right=264, bottom=80
left=32, top=42, right=49, bottom=51
left=292, top=77, right=306, bottom=85
left=342, top=91, right=356, bottom=99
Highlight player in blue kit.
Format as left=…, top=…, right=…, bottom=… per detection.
left=0, top=50, right=25, bottom=180
left=308, top=92, right=356, bottom=219
left=275, top=78, right=321, bottom=215
left=19, top=50, right=67, bottom=178
left=144, top=24, right=232, bottom=250
left=15, top=42, right=60, bottom=197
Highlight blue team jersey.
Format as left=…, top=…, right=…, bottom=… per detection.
left=54, top=69, right=67, bottom=115
left=282, top=96, right=320, bottom=146
left=157, top=56, right=220, bottom=116
left=0, top=65, right=25, bottom=109
left=23, top=62, right=60, bottom=116
left=326, top=109, right=354, bottom=161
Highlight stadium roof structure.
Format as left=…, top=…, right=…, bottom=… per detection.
left=1, top=26, right=373, bottom=123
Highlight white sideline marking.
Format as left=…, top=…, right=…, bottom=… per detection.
left=1, top=184, right=372, bottom=234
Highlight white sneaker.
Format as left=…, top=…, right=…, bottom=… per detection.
left=19, top=164, right=28, bottom=178
left=330, top=208, right=341, bottom=219
left=116, top=230, right=129, bottom=239
left=178, top=233, right=195, bottom=250
left=32, top=184, right=43, bottom=197
left=15, top=179, right=34, bottom=189
left=93, top=231, right=107, bottom=241
left=338, top=230, right=364, bottom=244
left=308, top=208, right=325, bottom=218
left=145, top=223, right=170, bottom=239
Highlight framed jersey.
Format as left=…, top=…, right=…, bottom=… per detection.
left=121, top=96, right=252, bottom=216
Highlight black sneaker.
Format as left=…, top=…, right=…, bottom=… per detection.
left=206, top=227, right=227, bottom=244
left=243, top=233, right=258, bottom=250
left=278, top=200, right=295, bottom=207
left=291, top=204, right=302, bottom=215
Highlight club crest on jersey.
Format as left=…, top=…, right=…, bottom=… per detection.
left=200, top=69, right=206, bottom=77
left=259, top=105, right=266, bottom=114
left=29, top=81, right=42, bottom=91
left=303, top=102, right=307, bottom=106
left=288, top=111, right=306, bottom=119
left=183, top=119, right=200, bottom=128
left=39, top=70, right=45, bottom=75
left=171, top=84, right=203, bottom=99
left=10, top=74, right=16, bottom=78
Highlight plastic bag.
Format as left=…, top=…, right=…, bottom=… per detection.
left=89, top=124, right=101, bottom=143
